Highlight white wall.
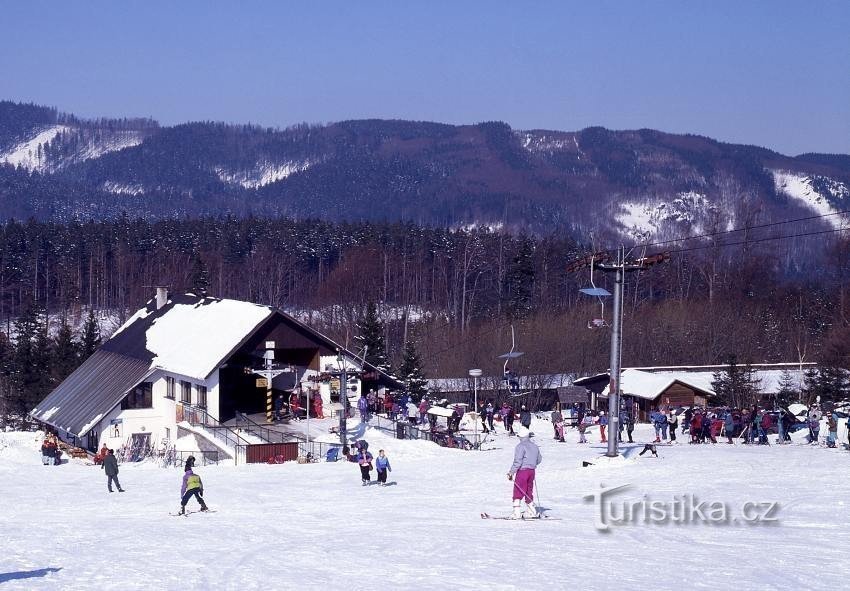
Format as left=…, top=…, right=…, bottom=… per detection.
left=95, top=370, right=217, bottom=451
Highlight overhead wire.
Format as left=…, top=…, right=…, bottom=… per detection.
left=626, top=208, right=850, bottom=253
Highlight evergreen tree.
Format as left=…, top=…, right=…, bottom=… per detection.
left=79, top=308, right=101, bottom=360
left=502, top=235, right=535, bottom=319
left=0, top=332, right=11, bottom=422
left=10, top=302, right=51, bottom=415
left=355, top=301, right=390, bottom=393
left=712, top=356, right=761, bottom=408
left=397, top=338, right=428, bottom=399
left=803, top=366, right=849, bottom=405
left=190, top=251, right=211, bottom=296
left=774, top=369, right=799, bottom=408
left=355, top=301, right=389, bottom=373
left=51, top=318, right=79, bottom=386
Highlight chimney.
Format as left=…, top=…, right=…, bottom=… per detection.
left=156, top=287, right=169, bottom=310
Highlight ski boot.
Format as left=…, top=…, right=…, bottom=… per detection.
left=510, top=499, right=523, bottom=519
left=525, top=501, right=540, bottom=519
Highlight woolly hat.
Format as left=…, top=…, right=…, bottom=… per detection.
left=516, top=425, right=531, bottom=438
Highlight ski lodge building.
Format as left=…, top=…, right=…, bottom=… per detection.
left=30, top=290, right=397, bottom=461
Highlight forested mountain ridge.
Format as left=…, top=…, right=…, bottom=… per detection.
left=1, top=100, right=848, bottom=240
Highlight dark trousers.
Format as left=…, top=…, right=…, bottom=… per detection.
left=107, top=475, right=122, bottom=491
left=669, top=426, right=676, bottom=441
left=360, top=465, right=371, bottom=482
left=377, top=469, right=388, bottom=484
left=181, top=488, right=207, bottom=509
left=626, top=426, right=634, bottom=443
left=487, top=416, right=495, bottom=431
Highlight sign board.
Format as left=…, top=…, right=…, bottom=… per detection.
left=330, top=378, right=340, bottom=391
left=109, top=418, right=123, bottom=425
left=256, top=378, right=269, bottom=388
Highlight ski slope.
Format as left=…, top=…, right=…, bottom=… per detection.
left=1, top=419, right=849, bottom=590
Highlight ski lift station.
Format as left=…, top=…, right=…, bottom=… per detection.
left=30, top=290, right=399, bottom=464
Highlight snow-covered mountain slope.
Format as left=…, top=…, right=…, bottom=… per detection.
left=772, top=170, right=850, bottom=229
left=0, top=125, right=69, bottom=170
left=215, top=160, right=313, bottom=189
left=616, top=191, right=719, bottom=239
left=0, top=125, right=143, bottom=172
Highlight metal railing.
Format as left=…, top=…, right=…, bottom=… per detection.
left=232, top=412, right=341, bottom=462
left=180, top=404, right=250, bottom=458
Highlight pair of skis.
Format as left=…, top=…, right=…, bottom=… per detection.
left=480, top=512, right=560, bottom=520
left=170, top=509, right=216, bottom=517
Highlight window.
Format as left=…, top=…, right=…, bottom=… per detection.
left=197, top=385, right=207, bottom=409
left=165, top=376, right=175, bottom=399
left=181, top=380, right=192, bottom=404
left=122, top=382, right=153, bottom=409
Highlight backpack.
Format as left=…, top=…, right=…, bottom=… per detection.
left=761, top=414, right=772, bottom=429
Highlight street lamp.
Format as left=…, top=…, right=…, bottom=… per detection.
left=469, top=369, right=482, bottom=449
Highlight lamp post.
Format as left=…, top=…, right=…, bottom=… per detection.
left=337, top=351, right=348, bottom=446
left=469, top=369, right=482, bottom=448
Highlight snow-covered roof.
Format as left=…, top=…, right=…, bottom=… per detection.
left=109, top=293, right=273, bottom=380
left=427, top=373, right=575, bottom=393
left=149, top=298, right=272, bottom=380
left=601, top=367, right=810, bottom=400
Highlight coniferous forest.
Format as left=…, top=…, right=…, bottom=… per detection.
left=1, top=215, right=849, bottom=420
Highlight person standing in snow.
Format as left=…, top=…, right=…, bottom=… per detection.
left=357, top=394, right=369, bottom=423
left=827, top=413, right=838, bottom=448
left=407, top=400, right=419, bottom=425
left=667, top=410, right=678, bottom=442
left=578, top=413, right=592, bottom=443
left=807, top=405, right=822, bottom=444
left=375, top=449, right=392, bottom=486
left=598, top=411, right=608, bottom=443
left=41, top=438, right=54, bottom=466
left=102, top=449, right=124, bottom=493
left=723, top=410, right=735, bottom=444
left=357, top=447, right=374, bottom=485
left=485, top=401, right=496, bottom=434
left=419, top=397, right=430, bottom=425
left=650, top=408, right=666, bottom=443
left=179, top=457, right=208, bottom=514
left=519, top=405, right=532, bottom=429
left=551, top=404, right=565, bottom=442
left=503, top=404, right=516, bottom=436
left=507, top=425, right=542, bottom=519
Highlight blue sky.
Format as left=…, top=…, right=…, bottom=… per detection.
left=1, top=1, right=848, bottom=155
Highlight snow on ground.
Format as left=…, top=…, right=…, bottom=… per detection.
left=616, top=192, right=712, bottom=239
left=2, top=419, right=849, bottom=590
left=102, top=181, right=146, bottom=196
left=0, top=125, right=69, bottom=170
left=0, top=127, right=143, bottom=172
left=772, top=170, right=848, bottom=229
left=215, top=160, right=312, bottom=189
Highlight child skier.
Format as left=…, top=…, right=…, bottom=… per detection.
left=179, top=456, right=208, bottom=514
left=507, top=425, right=542, bottom=518
left=357, top=447, right=374, bottom=485
left=375, top=449, right=392, bottom=485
